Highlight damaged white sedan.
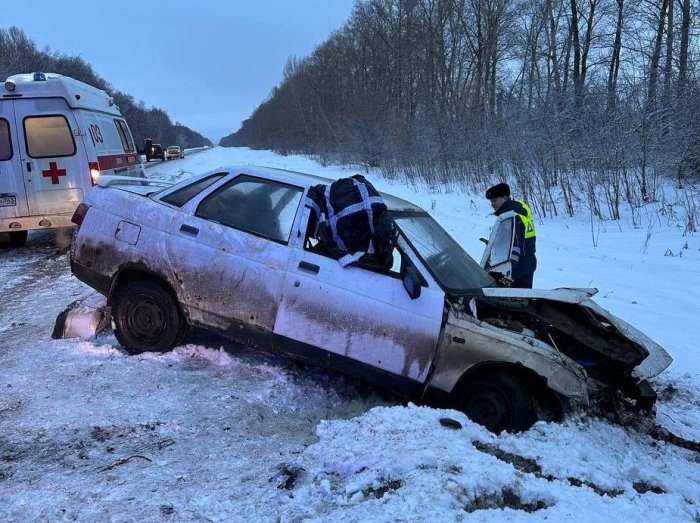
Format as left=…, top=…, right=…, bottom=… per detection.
left=68, top=166, right=672, bottom=433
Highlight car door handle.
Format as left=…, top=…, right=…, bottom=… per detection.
left=179, top=224, right=199, bottom=236
left=298, top=261, right=320, bottom=274
left=26, top=162, right=32, bottom=172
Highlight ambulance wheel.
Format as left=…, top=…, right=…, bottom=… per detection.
left=9, top=231, right=28, bottom=247
left=458, top=371, right=537, bottom=433
left=113, top=280, right=188, bottom=354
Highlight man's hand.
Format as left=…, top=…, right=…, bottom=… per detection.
left=490, top=271, right=513, bottom=287
left=499, top=275, right=514, bottom=287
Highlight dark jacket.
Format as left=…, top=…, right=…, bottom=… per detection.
left=495, top=198, right=537, bottom=287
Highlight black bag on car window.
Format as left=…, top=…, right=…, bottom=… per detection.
left=306, top=174, right=396, bottom=268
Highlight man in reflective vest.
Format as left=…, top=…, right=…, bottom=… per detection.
left=485, top=182, right=537, bottom=288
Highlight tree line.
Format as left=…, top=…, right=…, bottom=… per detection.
left=222, top=0, right=700, bottom=224
left=0, top=26, right=212, bottom=150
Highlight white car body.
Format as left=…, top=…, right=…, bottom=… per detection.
left=68, top=166, right=672, bottom=432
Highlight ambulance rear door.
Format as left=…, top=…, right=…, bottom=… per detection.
left=81, top=111, right=144, bottom=178
left=13, top=97, right=91, bottom=217
left=0, top=100, right=29, bottom=217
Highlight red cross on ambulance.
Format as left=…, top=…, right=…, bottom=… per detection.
left=42, top=162, right=67, bottom=185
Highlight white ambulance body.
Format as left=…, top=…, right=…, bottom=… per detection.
left=0, top=72, right=145, bottom=246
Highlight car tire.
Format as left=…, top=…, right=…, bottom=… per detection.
left=113, top=280, right=188, bottom=354
left=458, top=371, right=537, bottom=433
left=8, top=230, right=28, bottom=247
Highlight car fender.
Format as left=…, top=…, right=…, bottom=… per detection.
left=429, top=310, right=590, bottom=406
left=72, top=188, right=183, bottom=309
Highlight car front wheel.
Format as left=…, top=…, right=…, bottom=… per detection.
left=113, top=280, right=187, bottom=354
left=458, top=371, right=538, bottom=433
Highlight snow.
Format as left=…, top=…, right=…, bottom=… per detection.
left=1, top=146, right=699, bottom=522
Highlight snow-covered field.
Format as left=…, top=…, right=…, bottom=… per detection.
left=1, top=147, right=699, bottom=522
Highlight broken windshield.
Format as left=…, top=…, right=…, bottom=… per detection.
left=393, top=212, right=495, bottom=292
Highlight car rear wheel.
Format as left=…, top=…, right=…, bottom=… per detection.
left=113, top=280, right=188, bottom=354
left=458, top=371, right=538, bottom=433
left=9, top=230, right=28, bottom=247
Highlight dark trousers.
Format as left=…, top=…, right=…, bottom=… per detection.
left=512, top=255, right=537, bottom=288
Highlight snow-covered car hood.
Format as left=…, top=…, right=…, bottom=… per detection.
left=480, top=287, right=673, bottom=380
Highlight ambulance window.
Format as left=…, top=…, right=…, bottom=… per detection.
left=24, top=115, right=76, bottom=158
left=115, top=119, right=135, bottom=152
left=0, top=119, right=11, bottom=160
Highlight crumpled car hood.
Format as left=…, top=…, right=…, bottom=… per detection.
left=479, top=287, right=673, bottom=381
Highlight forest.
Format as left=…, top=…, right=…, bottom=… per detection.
left=0, top=26, right=211, bottom=150
left=222, top=0, right=700, bottom=224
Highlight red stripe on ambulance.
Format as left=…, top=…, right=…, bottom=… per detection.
left=96, top=153, right=140, bottom=171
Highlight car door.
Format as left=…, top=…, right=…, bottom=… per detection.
left=0, top=102, right=29, bottom=217
left=480, top=211, right=515, bottom=279
left=12, top=98, right=89, bottom=216
left=274, top=206, right=445, bottom=384
left=164, top=174, right=305, bottom=332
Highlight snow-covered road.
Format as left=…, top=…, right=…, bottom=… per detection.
left=1, top=147, right=699, bottom=522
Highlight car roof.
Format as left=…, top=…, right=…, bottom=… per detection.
left=217, top=165, right=425, bottom=213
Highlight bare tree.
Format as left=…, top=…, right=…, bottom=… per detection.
left=677, top=0, right=691, bottom=100
left=646, top=0, right=669, bottom=112
left=606, top=0, right=624, bottom=111
left=224, top=0, right=700, bottom=212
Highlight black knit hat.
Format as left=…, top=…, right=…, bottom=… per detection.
left=485, top=183, right=510, bottom=199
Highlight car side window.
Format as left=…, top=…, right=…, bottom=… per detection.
left=23, top=115, right=76, bottom=158
left=196, top=176, right=303, bottom=243
left=0, top=118, right=11, bottom=160
left=161, top=174, right=225, bottom=207
left=304, top=223, right=403, bottom=277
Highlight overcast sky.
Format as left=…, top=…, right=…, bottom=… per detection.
left=3, top=1, right=356, bottom=143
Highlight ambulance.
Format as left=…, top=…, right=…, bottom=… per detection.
left=0, top=72, right=146, bottom=247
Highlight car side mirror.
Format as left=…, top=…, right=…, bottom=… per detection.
left=402, top=266, right=422, bottom=300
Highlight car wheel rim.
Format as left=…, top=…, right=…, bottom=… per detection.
left=465, top=387, right=512, bottom=431
left=126, top=296, right=165, bottom=341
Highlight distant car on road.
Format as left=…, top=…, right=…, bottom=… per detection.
left=166, top=146, right=185, bottom=160
left=146, top=144, right=165, bottom=162
left=68, top=166, right=672, bottom=433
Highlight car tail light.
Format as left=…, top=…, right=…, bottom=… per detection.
left=71, top=203, right=90, bottom=226
left=89, top=161, right=100, bottom=185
